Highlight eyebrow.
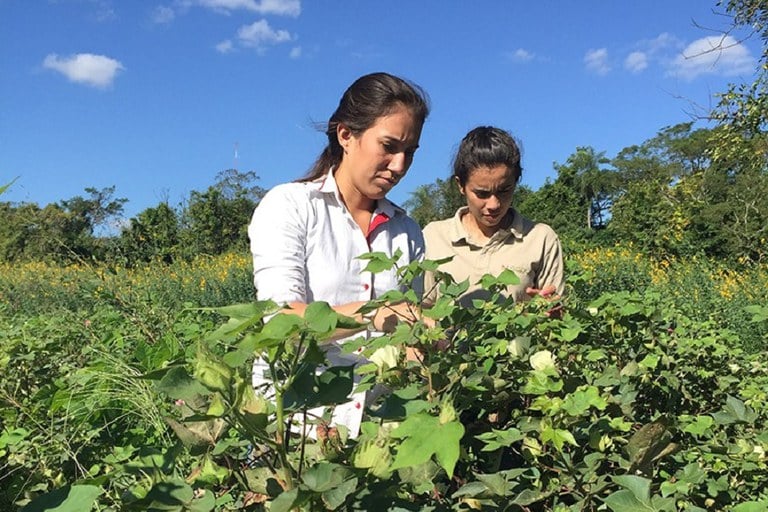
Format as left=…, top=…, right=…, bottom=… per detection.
left=381, top=136, right=420, bottom=151
left=472, top=184, right=514, bottom=192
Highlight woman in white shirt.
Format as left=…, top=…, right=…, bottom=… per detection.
left=247, top=72, right=430, bottom=435
left=249, top=71, right=429, bottom=332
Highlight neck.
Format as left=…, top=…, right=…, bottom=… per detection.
left=462, top=209, right=512, bottom=241
left=335, top=165, right=375, bottom=213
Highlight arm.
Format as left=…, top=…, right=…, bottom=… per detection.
left=525, top=232, right=565, bottom=316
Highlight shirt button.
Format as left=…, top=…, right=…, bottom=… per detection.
left=363, top=283, right=370, bottom=290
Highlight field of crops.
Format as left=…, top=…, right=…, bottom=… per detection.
left=1, top=246, right=767, bottom=511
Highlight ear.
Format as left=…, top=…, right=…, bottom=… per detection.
left=337, top=123, right=353, bottom=150
left=454, top=176, right=466, bottom=196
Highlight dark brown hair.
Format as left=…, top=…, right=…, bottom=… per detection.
left=299, top=72, right=430, bottom=182
left=453, top=126, right=522, bottom=186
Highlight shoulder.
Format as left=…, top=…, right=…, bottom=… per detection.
left=514, top=211, right=558, bottom=238
left=423, top=216, right=455, bottom=239
left=256, top=181, right=323, bottom=213
left=379, top=198, right=422, bottom=235
left=389, top=209, right=425, bottom=246
left=262, top=181, right=316, bottom=202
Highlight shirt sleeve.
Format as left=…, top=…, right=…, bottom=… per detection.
left=537, top=231, right=565, bottom=296
left=248, top=185, right=310, bottom=305
left=405, top=217, right=426, bottom=299
left=420, top=223, right=438, bottom=306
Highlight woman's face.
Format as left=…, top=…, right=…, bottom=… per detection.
left=337, top=105, right=422, bottom=200
left=458, top=164, right=517, bottom=236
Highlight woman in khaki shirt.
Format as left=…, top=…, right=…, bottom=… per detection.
left=422, top=126, right=564, bottom=307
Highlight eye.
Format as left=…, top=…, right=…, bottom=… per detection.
left=382, top=142, right=397, bottom=154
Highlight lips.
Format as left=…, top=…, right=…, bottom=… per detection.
left=375, top=175, right=399, bottom=186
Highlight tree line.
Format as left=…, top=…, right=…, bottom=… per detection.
left=0, top=169, right=265, bottom=267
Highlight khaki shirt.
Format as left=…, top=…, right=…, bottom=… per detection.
left=422, top=207, right=564, bottom=307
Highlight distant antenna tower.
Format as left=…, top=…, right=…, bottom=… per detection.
left=233, top=142, right=239, bottom=171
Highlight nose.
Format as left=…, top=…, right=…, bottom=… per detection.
left=486, top=194, right=501, bottom=210
left=388, top=151, right=408, bottom=175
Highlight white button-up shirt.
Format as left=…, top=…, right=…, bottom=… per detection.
left=247, top=170, right=424, bottom=438
left=248, top=170, right=425, bottom=307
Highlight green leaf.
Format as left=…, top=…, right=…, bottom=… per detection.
left=476, top=428, right=524, bottom=452
left=732, top=502, right=768, bottom=512
left=302, top=462, right=352, bottom=493
left=283, top=365, right=355, bottom=410
left=21, top=485, right=102, bottom=512
left=521, top=371, right=563, bottom=395
left=586, top=349, right=607, bottom=361
left=638, top=353, right=659, bottom=370
left=396, top=460, right=441, bottom=494
left=479, top=268, right=520, bottom=289
left=561, top=386, right=608, bottom=416
left=496, top=268, right=521, bottom=285
left=0, top=427, right=30, bottom=448
left=423, top=297, right=456, bottom=319
left=304, top=301, right=338, bottom=335
left=744, top=304, right=768, bottom=322
left=603, top=490, right=654, bottom=512
left=725, top=394, right=756, bottom=423
left=188, top=489, right=216, bottom=512
left=452, top=481, right=489, bottom=498
left=269, top=489, right=300, bottom=512
left=359, top=251, right=397, bottom=273
left=156, top=366, right=209, bottom=402
left=322, top=476, right=358, bottom=510
left=540, top=424, right=578, bottom=451
left=390, top=413, right=465, bottom=477
left=682, top=415, right=714, bottom=436
left=255, top=313, right=303, bottom=347
left=612, top=475, right=652, bottom=504
left=352, top=437, right=393, bottom=478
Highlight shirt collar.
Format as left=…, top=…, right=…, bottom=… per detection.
left=316, top=168, right=404, bottom=218
left=449, top=207, right=524, bottom=245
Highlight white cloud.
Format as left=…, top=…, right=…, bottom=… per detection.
left=508, top=48, right=534, bottom=62
left=216, top=40, right=234, bottom=53
left=237, top=19, right=292, bottom=50
left=668, top=35, right=755, bottom=81
left=198, top=0, right=300, bottom=16
left=624, top=51, right=648, bottom=73
left=152, top=5, right=176, bottom=24
left=584, top=48, right=610, bottom=75
left=42, top=53, right=124, bottom=88
left=289, top=46, right=301, bottom=59
left=645, top=32, right=680, bottom=54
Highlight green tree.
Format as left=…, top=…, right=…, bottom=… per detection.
left=514, top=147, right=617, bottom=242
left=609, top=124, right=709, bottom=256
left=117, top=202, right=180, bottom=265
left=404, top=177, right=465, bottom=227
left=0, top=186, right=126, bottom=263
left=179, top=169, right=264, bottom=257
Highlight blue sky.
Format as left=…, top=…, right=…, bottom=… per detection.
left=0, top=0, right=760, bottom=222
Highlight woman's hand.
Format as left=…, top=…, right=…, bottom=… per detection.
left=525, top=284, right=558, bottom=298
left=371, top=301, right=433, bottom=332
left=525, top=285, right=563, bottom=318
